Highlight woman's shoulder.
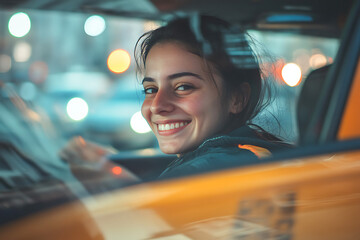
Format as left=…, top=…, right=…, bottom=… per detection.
left=199, top=125, right=293, bottom=153
left=159, top=125, right=293, bottom=179
left=158, top=147, right=257, bottom=179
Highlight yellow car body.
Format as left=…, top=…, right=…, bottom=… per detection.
left=1, top=49, right=360, bottom=240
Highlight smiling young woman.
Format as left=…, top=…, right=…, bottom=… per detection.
left=135, top=15, right=292, bottom=178
left=141, top=42, right=235, bottom=155
left=60, top=15, right=291, bottom=180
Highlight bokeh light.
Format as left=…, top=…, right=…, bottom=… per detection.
left=111, top=166, right=122, bottom=175
left=13, top=41, right=32, bottom=62
left=66, top=97, right=89, bottom=121
left=130, top=111, right=151, bottom=134
left=293, top=48, right=310, bottom=75
left=0, top=54, right=12, bottom=73
left=309, top=53, right=327, bottom=69
left=8, top=12, right=31, bottom=38
left=29, top=61, right=49, bottom=84
left=107, top=49, right=131, bottom=74
left=84, top=15, right=106, bottom=36
left=328, top=57, right=333, bottom=64
left=144, top=21, right=161, bottom=32
left=19, top=82, right=37, bottom=101
left=281, top=63, right=302, bottom=87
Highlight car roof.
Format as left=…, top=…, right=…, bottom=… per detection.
left=0, top=0, right=355, bottom=37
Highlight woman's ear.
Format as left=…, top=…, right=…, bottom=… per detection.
left=229, top=82, right=251, bottom=114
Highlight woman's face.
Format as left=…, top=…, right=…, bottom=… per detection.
left=141, top=42, right=233, bottom=155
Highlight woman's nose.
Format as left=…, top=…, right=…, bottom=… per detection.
left=150, top=89, right=175, bottom=114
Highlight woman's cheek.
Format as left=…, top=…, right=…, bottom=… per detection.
left=141, top=100, right=152, bottom=126
left=180, top=95, right=205, bottom=115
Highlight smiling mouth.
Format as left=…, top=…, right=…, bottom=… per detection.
left=157, top=121, right=189, bottom=131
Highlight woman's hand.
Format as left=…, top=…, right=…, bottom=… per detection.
left=59, top=136, right=116, bottom=165
left=59, top=136, right=140, bottom=190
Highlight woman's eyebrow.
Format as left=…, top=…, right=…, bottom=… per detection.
left=142, top=77, right=154, bottom=84
left=168, top=72, right=203, bottom=80
left=142, top=72, right=203, bottom=84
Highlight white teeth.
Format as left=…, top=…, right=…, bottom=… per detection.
left=158, top=122, right=189, bottom=131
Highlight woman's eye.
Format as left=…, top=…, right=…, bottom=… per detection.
left=143, top=87, right=157, bottom=94
left=176, top=84, right=194, bottom=91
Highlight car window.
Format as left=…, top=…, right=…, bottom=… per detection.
left=0, top=9, right=341, bottom=148
left=0, top=1, right=356, bottom=230
left=0, top=9, right=342, bottom=172
left=248, top=30, right=339, bottom=143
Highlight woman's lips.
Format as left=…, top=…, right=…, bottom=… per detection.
left=156, top=121, right=190, bottom=136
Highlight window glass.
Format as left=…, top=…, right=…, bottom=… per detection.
left=248, top=30, right=339, bottom=143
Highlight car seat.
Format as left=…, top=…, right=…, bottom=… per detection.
left=296, top=64, right=331, bottom=144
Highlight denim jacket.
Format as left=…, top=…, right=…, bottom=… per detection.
left=159, top=125, right=291, bottom=179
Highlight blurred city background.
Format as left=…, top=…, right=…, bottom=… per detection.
left=0, top=9, right=339, bottom=151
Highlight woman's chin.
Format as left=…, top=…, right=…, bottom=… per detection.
left=159, top=145, right=178, bottom=155
left=159, top=143, right=196, bottom=156
left=158, top=141, right=186, bottom=155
